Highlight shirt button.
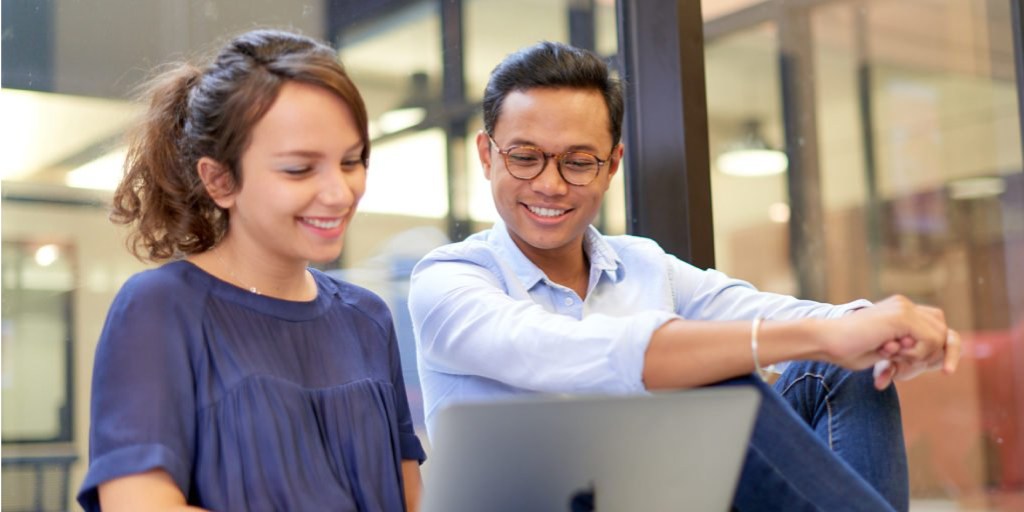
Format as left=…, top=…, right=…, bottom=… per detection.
left=563, top=297, right=574, bottom=306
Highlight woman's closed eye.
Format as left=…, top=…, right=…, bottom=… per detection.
left=340, top=158, right=366, bottom=172
left=282, top=165, right=314, bottom=175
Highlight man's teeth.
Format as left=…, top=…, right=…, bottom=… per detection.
left=303, top=218, right=341, bottom=229
left=528, top=206, right=566, bottom=217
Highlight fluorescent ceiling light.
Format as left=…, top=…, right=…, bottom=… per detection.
left=717, top=149, right=788, bottom=177
left=947, top=176, right=1006, bottom=200
left=377, top=106, right=427, bottom=135
left=65, top=149, right=127, bottom=190
left=1, top=89, right=137, bottom=182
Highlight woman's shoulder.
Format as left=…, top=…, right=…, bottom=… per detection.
left=107, top=261, right=216, bottom=325
left=311, top=269, right=393, bottom=328
left=97, top=262, right=209, bottom=361
left=117, top=260, right=211, bottom=302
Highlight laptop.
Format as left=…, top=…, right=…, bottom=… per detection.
left=421, top=387, right=760, bottom=512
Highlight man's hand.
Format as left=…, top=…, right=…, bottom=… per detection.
left=821, top=295, right=958, bottom=387
left=872, top=328, right=962, bottom=389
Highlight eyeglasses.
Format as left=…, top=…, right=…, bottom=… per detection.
left=487, top=134, right=612, bottom=186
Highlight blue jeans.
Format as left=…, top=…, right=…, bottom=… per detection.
left=720, top=360, right=909, bottom=512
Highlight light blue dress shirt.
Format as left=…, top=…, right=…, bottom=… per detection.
left=408, top=221, right=870, bottom=437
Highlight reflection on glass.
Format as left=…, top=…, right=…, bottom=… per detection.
left=341, top=2, right=441, bottom=143
left=1, top=241, right=74, bottom=442
left=818, top=3, right=1023, bottom=508
left=705, top=22, right=794, bottom=294
left=708, top=0, right=1023, bottom=508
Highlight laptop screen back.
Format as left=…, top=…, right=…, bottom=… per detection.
left=422, top=387, right=760, bottom=512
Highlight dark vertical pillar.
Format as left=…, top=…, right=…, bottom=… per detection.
left=1, top=0, right=55, bottom=91
left=324, top=0, right=347, bottom=45
left=569, top=0, right=596, bottom=51
left=778, top=4, right=828, bottom=300
left=441, top=0, right=471, bottom=242
left=569, top=0, right=606, bottom=232
left=1012, top=0, right=1024, bottom=161
left=855, top=5, right=882, bottom=299
left=616, top=0, right=714, bottom=268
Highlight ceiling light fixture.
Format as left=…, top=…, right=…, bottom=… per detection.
left=65, top=148, right=127, bottom=190
left=716, top=120, right=788, bottom=177
left=947, top=176, right=1006, bottom=200
left=376, top=71, right=431, bottom=137
left=34, top=244, right=60, bottom=267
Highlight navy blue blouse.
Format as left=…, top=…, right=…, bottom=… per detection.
left=78, top=261, right=425, bottom=511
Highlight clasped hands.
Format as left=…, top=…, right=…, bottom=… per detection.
left=826, top=295, right=962, bottom=390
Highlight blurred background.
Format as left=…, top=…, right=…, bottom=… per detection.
left=2, top=0, right=1022, bottom=510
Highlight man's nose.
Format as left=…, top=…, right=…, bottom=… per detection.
left=530, top=156, right=568, bottom=195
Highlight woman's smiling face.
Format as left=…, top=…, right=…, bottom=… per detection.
left=217, top=81, right=368, bottom=265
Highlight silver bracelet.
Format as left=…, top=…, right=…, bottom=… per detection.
left=751, top=316, right=764, bottom=378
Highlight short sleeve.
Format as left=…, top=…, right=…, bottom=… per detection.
left=384, top=307, right=426, bottom=463
left=77, top=272, right=199, bottom=511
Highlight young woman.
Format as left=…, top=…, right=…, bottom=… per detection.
left=77, top=29, right=425, bottom=511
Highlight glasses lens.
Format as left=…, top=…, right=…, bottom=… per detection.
left=560, top=153, right=600, bottom=185
left=505, top=147, right=545, bottom=179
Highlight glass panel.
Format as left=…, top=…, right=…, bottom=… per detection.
left=811, top=2, right=1024, bottom=508
left=595, top=0, right=618, bottom=57
left=1, top=240, right=74, bottom=442
left=705, top=23, right=794, bottom=293
left=464, top=0, right=568, bottom=104
left=707, top=0, right=1024, bottom=509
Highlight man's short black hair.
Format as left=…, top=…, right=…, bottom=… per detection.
left=482, top=41, right=624, bottom=147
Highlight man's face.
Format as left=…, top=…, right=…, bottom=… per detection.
left=476, top=87, right=622, bottom=264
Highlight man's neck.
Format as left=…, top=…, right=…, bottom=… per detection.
left=516, top=239, right=591, bottom=300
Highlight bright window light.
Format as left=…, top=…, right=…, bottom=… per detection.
left=768, top=202, right=791, bottom=223
left=947, top=176, right=1006, bottom=200
left=0, top=89, right=136, bottom=182
left=377, top=107, right=427, bottom=135
left=360, top=129, right=448, bottom=218
left=34, top=244, right=60, bottom=267
left=65, top=149, right=127, bottom=190
left=716, top=149, right=788, bottom=177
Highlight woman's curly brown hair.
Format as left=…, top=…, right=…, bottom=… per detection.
left=111, top=29, right=370, bottom=262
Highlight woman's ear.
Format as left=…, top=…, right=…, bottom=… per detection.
left=197, top=157, right=237, bottom=209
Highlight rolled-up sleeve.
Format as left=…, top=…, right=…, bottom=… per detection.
left=669, top=255, right=871, bottom=321
left=409, top=257, right=676, bottom=395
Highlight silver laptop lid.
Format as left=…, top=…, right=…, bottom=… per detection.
left=422, top=387, right=760, bottom=512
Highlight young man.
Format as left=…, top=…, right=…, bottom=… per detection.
left=408, top=41, right=959, bottom=512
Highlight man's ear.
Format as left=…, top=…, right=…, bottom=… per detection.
left=605, top=143, right=624, bottom=182
left=197, top=157, right=237, bottom=209
left=476, top=130, right=494, bottom=180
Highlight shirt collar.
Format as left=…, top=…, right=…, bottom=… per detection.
left=489, top=220, right=626, bottom=290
